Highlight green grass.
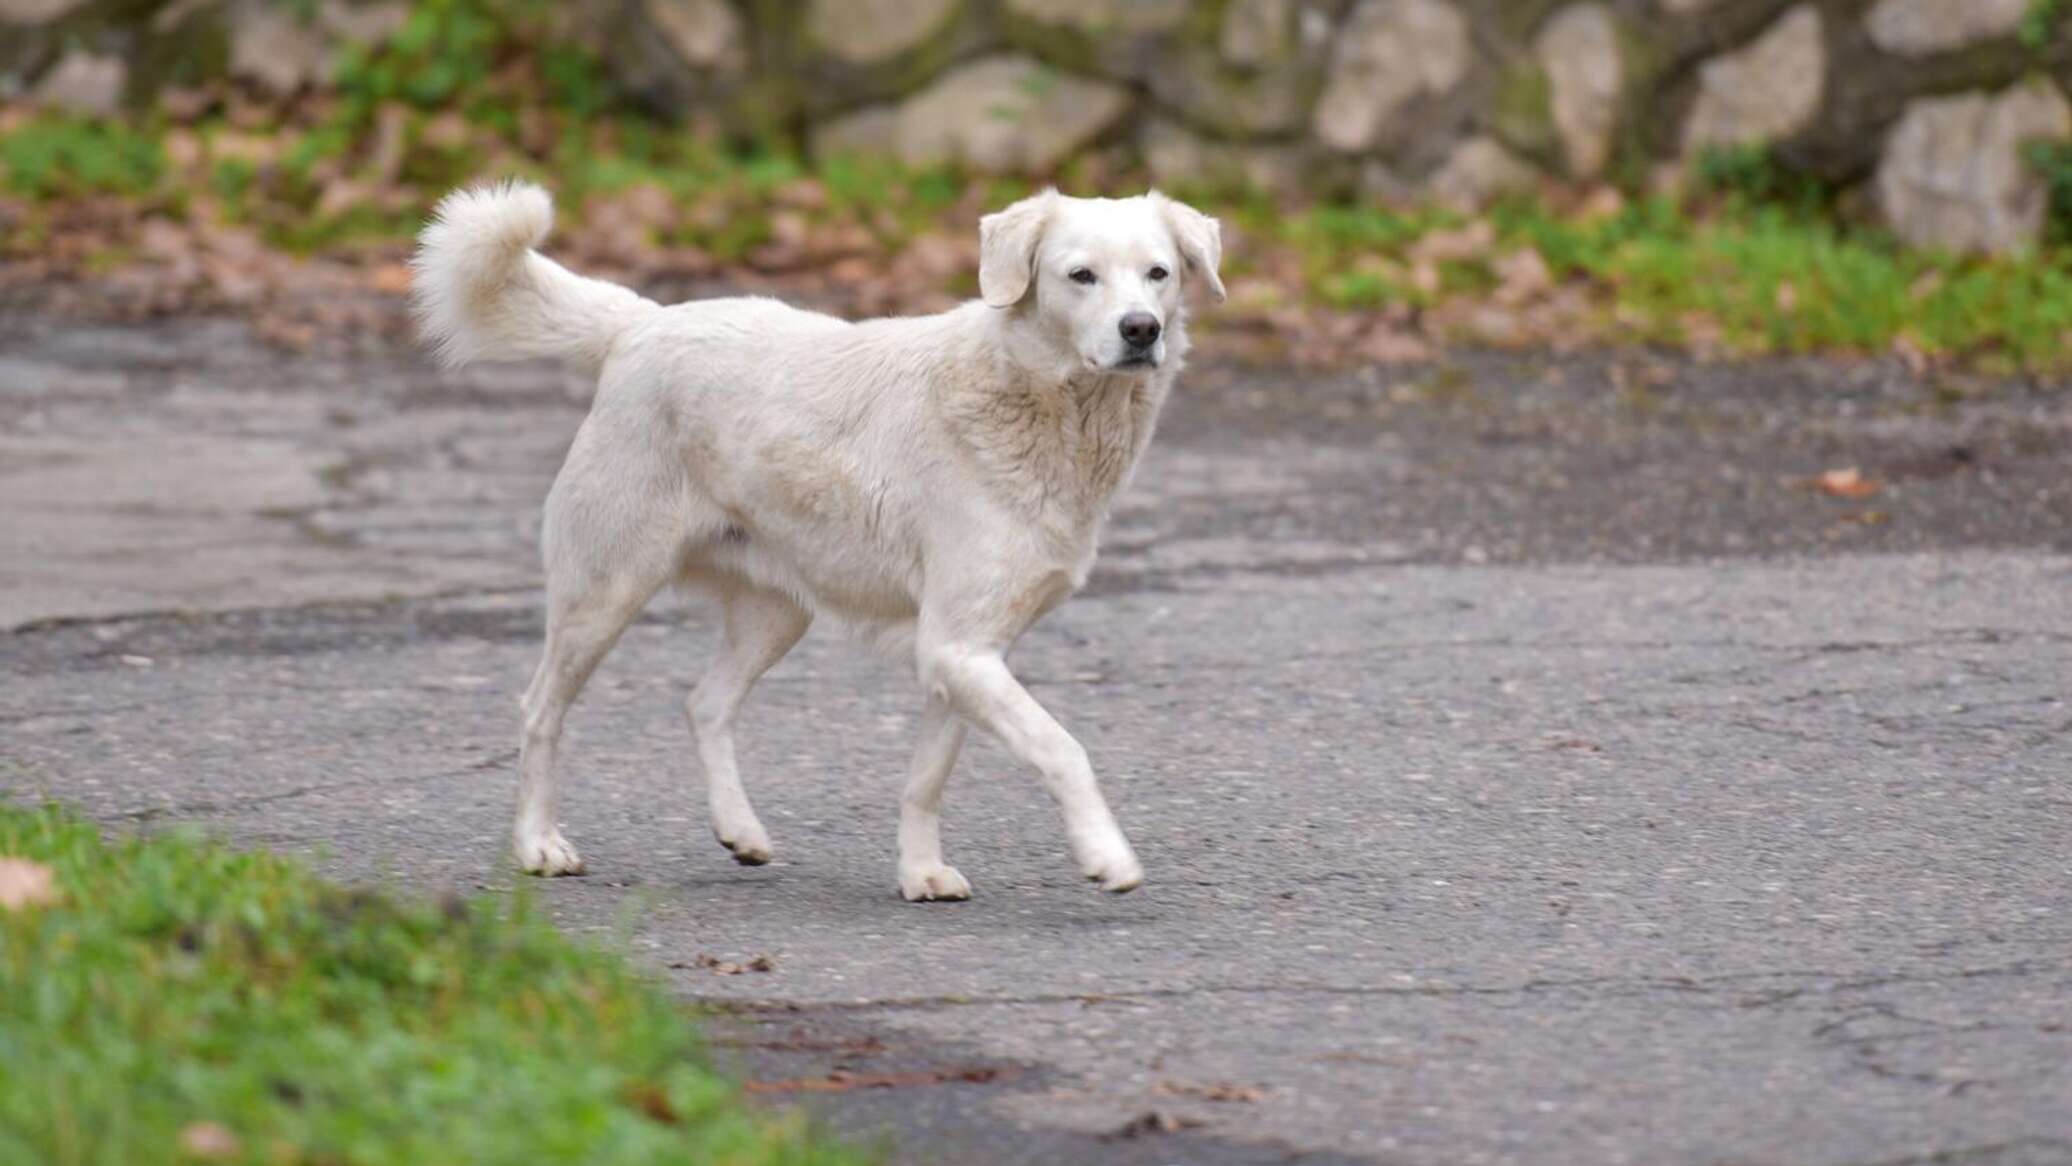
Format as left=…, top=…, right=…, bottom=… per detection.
left=0, top=117, right=166, bottom=200
left=0, top=801, right=866, bottom=1166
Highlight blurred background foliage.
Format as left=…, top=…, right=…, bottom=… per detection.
left=2, top=0, right=2070, bottom=370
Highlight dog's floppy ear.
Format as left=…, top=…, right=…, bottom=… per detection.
left=1151, top=191, right=1226, bottom=303
left=978, top=189, right=1058, bottom=308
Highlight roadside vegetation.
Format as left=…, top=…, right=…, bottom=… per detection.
left=0, top=800, right=865, bottom=1166
left=3, top=0, right=2069, bottom=372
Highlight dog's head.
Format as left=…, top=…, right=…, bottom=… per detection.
left=979, top=189, right=1225, bottom=377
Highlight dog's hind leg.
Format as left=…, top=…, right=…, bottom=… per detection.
left=514, top=566, right=662, bottom=875
left=687, top=582, right=811, bottom=865
left=898, top=695, right=972, bottom=901
left=514, top=427, right=682, bottom=876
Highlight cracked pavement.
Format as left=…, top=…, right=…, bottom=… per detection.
left=3, top=314, right=2070, bottom=1165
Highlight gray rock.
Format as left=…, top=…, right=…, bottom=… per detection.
left=1865, top=0, right=2030, bottom=56
left=836, top=55, right=1132, bottom=173
left=1876, top=79, right=2072, bottom=255
left=0, top=0, right=83, bottom=22
left=1003, top=0, right=1189, bottom=35
left=1140, top=115, right=1308, bottom=194
left=1426, top=135, right=1541, bottom=209
left=28, top=49, right=123, bottom=115
left=1144, top=39, right=1323, bottom=137
left=229, top=4, right=330, bottom=96
left=811, top=105, right=901, bottom=159
left=807, top=0, right=959, bottom=66
left=319, top=0, right=409, bottom=44
left=1220, top=0, right=1293, bottom=67
left=1537, top=3, right=1622, bottom=179
left=1681, top=5, right=1825, bottom=155
left=643, top=0, right=745, bottom=75
left=1313, top=0, right=1470, bottom=154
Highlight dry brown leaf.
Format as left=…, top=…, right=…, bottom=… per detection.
left=683, top=952, right=776, bottom=975
left=1576, top=185, right=1626, bottom=222
left=163, top=128, right=205, bottom=170
left=365, top=262, right=412, bottom=296
left=1409, top=219, right=1495, bottom=265
left=1774, top=281, right=1798, bottom=314
left=0, top=857, right=59, bottom=911
left=1410, top=258, right=1442, bottom=296
left=1355, top=326, right=1434, bottom=364
left=178, top=1121, right=241, bottom=1160
left=1814, top=467, right=1881, bottom=499
left=209, top=130, right=283, bottom=166
left=621, top=1081, right=679, bottom=1125
left=420, top=110, right=471, bottom=150
left=1107, top=1110, right=1206, bottom=1139
left=315, top=179, right=372, bottom=220
left=1493, top=247, right=1552, bottom=307
left=774, top=178, right=829, bottom=211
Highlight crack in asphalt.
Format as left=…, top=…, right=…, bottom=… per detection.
left=699, top=959, right=2072, bottom=1016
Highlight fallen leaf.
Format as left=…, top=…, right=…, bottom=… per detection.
left=1355, top=325, right=1433, bottom=364
left=1890, top=334, right=1930, bottom=377
left=420, top=110, right=471, bottom=150
left=179, top=1121, right=241, bottom=1160
left=1575, top=185, right=1626, bottom=222
left=1105, top=1110, right=1205, bottom=1139
left=365, top=263, right=413, bottom=296
left=621, top=1081, right=679, bottom=1124
left=1492, top=247, right=1552, bottom=307
left=0, top=857, right=59, bottom=911
left=1814, top=467, right=1881, bottom=499
left=681, top=953, right=776, bottom=975
left=1410, top=219, right=1496, bottom=265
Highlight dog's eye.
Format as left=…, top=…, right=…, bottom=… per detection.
left=1147, top=266, right=1169, bottom=282
left=1068, top=268, right=1097, bottom=285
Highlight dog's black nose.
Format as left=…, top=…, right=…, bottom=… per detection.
left=1118, top=312, right=1161, bottom=348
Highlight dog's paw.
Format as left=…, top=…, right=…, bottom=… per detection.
left=899, top=863, right=972, bottom=902
left=515, top=829, right=585, bottom=876
left=1074, top=838, right=1143, bottom=894
left=716, top=825, right=773, bottom=866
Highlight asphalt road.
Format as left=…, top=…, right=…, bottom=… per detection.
left=3, top=315, right=2069, bottom=1165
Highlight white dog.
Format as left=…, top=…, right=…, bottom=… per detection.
left=411, top=180, right=1222, bottom=900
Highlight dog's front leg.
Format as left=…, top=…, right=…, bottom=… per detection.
left=916, top=637, right=1142, bottom=893
left=897, top=695, right=972, bottom=901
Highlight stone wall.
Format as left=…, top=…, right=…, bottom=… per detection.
left=6, top=0, right=2071, bottom=252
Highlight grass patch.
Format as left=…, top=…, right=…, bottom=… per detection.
left=0, top=801, right=866, bottom=1166
left=0, top=116, right=166, bottom=200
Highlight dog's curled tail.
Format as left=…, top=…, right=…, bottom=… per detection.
left=411, top=180, right=655, bottom=371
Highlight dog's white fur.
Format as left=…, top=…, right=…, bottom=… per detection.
left=412, top=180, right=1222, bottom=899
